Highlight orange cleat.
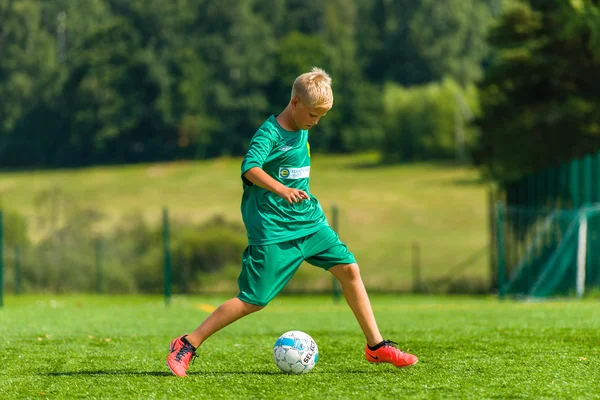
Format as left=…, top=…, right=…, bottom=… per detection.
left=365, top=340, right=418, bottom=368
left=166, top=335, right=197, bottom=377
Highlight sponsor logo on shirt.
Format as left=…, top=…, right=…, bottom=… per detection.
left=278, top=145, right=293, bottom=152
left=279, top=167, right=310, bottom=179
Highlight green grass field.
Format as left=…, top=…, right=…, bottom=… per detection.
left=0, top=153, right=490, bottom=291
left=1, top=295, right=598, bottom=399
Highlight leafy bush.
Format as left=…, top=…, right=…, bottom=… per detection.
left=171, top=216, right=247, bottom=293
left=381, top=78, right=480, bottom=163
left=3, top=187, right=247, bottom=293
left=107, top=213, right=247, bottom=293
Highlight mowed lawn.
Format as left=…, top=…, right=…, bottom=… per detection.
left=0, top=153, right=490, bottom=290
left=0, top=295, right=598, bottom=399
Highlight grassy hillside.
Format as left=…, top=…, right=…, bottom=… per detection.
left=0, top=153, right=491, bottom=292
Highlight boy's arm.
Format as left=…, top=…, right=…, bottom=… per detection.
left=243, top=167, right=309, bottom=205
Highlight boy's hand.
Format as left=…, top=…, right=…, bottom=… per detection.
left=243, top=168, right=310, bottom=205
left=277, top=187, right=310, bottom=205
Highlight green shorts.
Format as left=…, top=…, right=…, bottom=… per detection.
left=237, top=226, right=356, bottom=306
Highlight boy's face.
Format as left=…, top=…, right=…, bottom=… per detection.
left=291, top=97, right=331, bottom=130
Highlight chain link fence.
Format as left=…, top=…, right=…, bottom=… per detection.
left=0, top=189, right=490, bottom=297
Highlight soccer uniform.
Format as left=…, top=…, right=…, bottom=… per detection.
left=237, top=115, right=355, bottom=306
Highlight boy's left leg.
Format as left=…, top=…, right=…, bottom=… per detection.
left=327, top=263, right=383, bottom=346
left=328, top=263, right=417, bottom=367
left=167, top=241, right=304, bottom=376
left=167, top=298, right=263, bottom=377
left=186, top=297, right=264, bottom=348
left=304, top=227, right=418, bottom=368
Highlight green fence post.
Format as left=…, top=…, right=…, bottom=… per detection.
left=559, top=162, right=569, bottom=208
left=163, top=207, right=172, bottom=306
left=596, top=152, right=600, bottom=203
left=582, top=154, right=592, bottom=286
left=95, top=238, right=104, bottom=294
left=331, top=204, right=341, bottom=303
left=583, top=154, right=592, bottom=206
left=527, top=174, right=535, bottom=209
left=488, top=189, right=498, bottom=291
left=496, top=202, right=506, bottom=300
left=536, top=171, right=545, bottom=208
left=14, top=246, right=21, bottom=295
left=0, top=211, right=3, bottom=308
left=570, top=159, right=581, bottom=209
left=547, top=167, right=556, bottom=209
left=516, top=179, right=525, bottom=266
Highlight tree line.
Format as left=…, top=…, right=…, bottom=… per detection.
left=1, top=0, right=599, bottom=183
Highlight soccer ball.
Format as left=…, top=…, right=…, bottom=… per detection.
left=273, top=330, right=319, bottom=374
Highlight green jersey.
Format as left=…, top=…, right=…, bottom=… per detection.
left=241, top=115, right=328, bottom=245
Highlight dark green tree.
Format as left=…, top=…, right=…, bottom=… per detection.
left=359, top=0, right=493, bottom=87
left=184, top=0, right=278, bottom=156
left=0, top=0, right=58, bottom=166
left=0, top=0, right=504, bottom=167
left=474, top=0, right=600, bottom=182
left=58, top=19, right=172, bottom=165
left=271, top=31, right=330, bottom=109
left=411, top=0, right=493, bottom=86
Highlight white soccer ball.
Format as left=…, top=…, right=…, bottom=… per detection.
left=273, top=330, right=319, bottom=374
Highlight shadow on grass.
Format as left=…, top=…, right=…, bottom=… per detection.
left=47, top=371, right=174, bottom=376
left=46, top=370, right=278, bottom=376
left=46, top=369, right=400, bottom=377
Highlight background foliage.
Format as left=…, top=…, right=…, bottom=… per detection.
left=0, top=0, right=497, bottom=167
left=2, top=0, right=599, bottom=181
left=474, top=0, right=600, bottom=181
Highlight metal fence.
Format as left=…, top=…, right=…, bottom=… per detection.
left=495, top=150, right=600, bottom=297
left=504, top=150, right=600, bottom=210
left=0, top=203, right=490, bottom=304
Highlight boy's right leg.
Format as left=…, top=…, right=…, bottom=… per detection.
left=187, top=298, right=264, bottom=348
left=167, top=242, right=304, bottom=377
left=303, top=227, right=418, bottom=368
left=328, top=263, right=418, bottom=368
left=167, top=298, right=262, bottom=377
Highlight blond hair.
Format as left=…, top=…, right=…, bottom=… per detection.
left=291, top=67, right=333, bottom=108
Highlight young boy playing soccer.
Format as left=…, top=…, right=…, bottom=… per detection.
left=167, top=67, right=418, bottom=376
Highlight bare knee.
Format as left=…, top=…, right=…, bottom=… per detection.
left=330, top=263, right=361, bottom=282
left=241, top=301, right=265, bottom=315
